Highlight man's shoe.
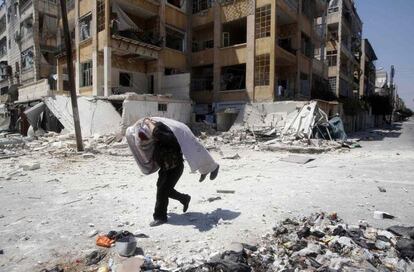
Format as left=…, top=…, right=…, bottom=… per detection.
left=149, top=219, right=167, bottom=227
left=209, top=165, right=220, bottom=180
left=182, top=195, right=191, bottom=213
left=199, top=174, right=207, bottom=182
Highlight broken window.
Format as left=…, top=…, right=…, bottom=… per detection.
left=301, top=32, right=313, bottom=58
left=97, top=0, right=105, bottom=32
left=255, top=54, right=270, bottom=86
left=191, top=65, right=213, bottom=92
left=66, top=0, right=74, bottom=11
left=327, top=50, right=337, bottom=66
left=79, top=14, right=92, bottom=41
left=221, top=64, right=246, bottom=91
left=119, top=72, right=132, bottom=87
left=328, top=0, right=339, bottom=13
left=222, top=18, right=247, bottom=47
left=158, top=103, right=168, bottom=112
left=166, top=27, right=185, bottom=52
left=192, top=0, right=213, bottom=14
left=0, top=37, right=6, bottom=58
left=255, top=5, right=271, bottom=39
left=0, top=16, right=6, bottom=35
left=21, top=47, right=34, bottom=70
left=329, top=77, right=337, bottom=93
left=300, top=73, right=310, bottom=96
left=167, top=0, right=182, bottom=9
left=80, top=61, right=92, bottom=87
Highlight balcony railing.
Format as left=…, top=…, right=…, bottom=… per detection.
left=112, top=29, right=163, bottom=48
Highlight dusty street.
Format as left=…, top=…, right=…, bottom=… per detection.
left=1, top=119, right=414, bottom=271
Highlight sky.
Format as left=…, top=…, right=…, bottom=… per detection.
left=355, top=0, right=414, bottom=109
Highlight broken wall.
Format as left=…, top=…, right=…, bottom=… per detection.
left=18, top=79, right=53, bottom=102
left=121, top=97, right=192, bottom=133
left=44, top=95, right=122, bottom=137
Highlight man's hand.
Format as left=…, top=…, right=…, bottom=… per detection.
left=143, top=118, right=156, bottom=131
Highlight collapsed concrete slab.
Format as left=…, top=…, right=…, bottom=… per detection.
left=43, top=96, right=122, bottom=137
left=230, top=101, right=307, bottom=134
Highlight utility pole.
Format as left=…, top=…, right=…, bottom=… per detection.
left=390, top=65, right=395, bottom=124
left=59, top=0, right=84, bottom=151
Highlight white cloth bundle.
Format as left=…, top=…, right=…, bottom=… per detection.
left=126, top=117, right=218, bottom=175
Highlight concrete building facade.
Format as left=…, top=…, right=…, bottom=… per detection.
left=326, top=0, right=362, bottom=98
left=53, top=0, right=329, bottom=119
left=190, top=0, right=329, bottom=116
left=55, top=0, right=192, bottom=100
left=359, top=38, right=376, bottom=97
left=0, top=0, right=59, bottom=103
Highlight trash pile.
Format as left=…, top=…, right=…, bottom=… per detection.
left=184, top=213, right=414, bottom=272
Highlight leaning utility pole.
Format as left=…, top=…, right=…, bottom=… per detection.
left=390, top=65, right=395, bottom=124
left=59, top=0, right=84, bottom=151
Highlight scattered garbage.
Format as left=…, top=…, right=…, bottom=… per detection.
left=116, top=235, right=137, bottom=257
left=182, top=213, right=414, bottom=271
left=378, top=186, right=387, bottom=193
left=85, top=249, right=107, bottom=266
left=374, top=211, right=395, bottom=220
left=223, top=153, right=241, bottom=160
left=217, top=190, right=236, bottom=194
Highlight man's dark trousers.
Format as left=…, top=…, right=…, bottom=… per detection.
left=153, top=163, right=187, bottom=221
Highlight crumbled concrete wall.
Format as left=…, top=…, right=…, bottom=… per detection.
left=121, top=98, right=192, bottom=133
left=18, top=79, right=52, bottom=102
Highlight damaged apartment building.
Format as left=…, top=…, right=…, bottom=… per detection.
left=54, top=0, right=193, bottom=123
left=326, top=0, right=363, bottom=98
left=0, top=0, right=59, bottom=103
left=53, top=0, right=329, bottom=122
left=190, top=0, right=329, bottom=119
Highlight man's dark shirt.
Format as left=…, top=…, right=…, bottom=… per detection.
left=152, top=122, right=183, bottom=170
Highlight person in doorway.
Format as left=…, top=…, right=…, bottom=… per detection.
left=127, top=118, right=219, bottom=227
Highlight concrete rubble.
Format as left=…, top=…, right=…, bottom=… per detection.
left=197, top=101, right=354, bottom=154
left=36, top=213, right=414, bottom=272
left=180, top=213, right=414, bottom=272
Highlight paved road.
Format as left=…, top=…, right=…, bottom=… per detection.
left=0, top=119, right=413, bottom=271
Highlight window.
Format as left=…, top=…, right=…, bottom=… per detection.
left=66, top=0, right=75, bottom=11
left=300, top=73, right=310, bottom=96
left=255, top=5, right=271, bottom=39
left=166, top=27, right=185, bottom=52
left=327, top=50, right=337, bottom=66
left=0, top=37, right=6, bottom=58
left=158, top=103, right=168, bottom=112
left=79, top=14, right=92, bottom=41
left=192, top=0, right=213, bottom=14
left=255, top=54, right=270, bottom=86
left=329, top=77, right=337, bottom=93
left=80, top=61, right=92, bottom=87
left=167, top=0, right=182, bottom=9
left=21, top=47, right=34, bottom=70
left=119, top=72, right=132, bottom=87
left=97, top=0, right=105, bottom=32
left=301, top=33, right=313, bottom=58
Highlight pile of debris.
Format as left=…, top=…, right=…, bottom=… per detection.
left=184, top=213, right=414, bottom=272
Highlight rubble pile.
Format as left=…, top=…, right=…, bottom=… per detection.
left=0, top=131, right=130, bottom=159
left=184, top=213, right=414, bottom=272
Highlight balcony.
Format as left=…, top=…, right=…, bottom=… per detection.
left=219, top=44, right=247, bottom=67
left=111, top=32, right=161, bottom=60
left=191, top=48, right=214, bottom=66
left=276, top=45, right=296, bottom=66
left=191, top=78, right=213, bottom=92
